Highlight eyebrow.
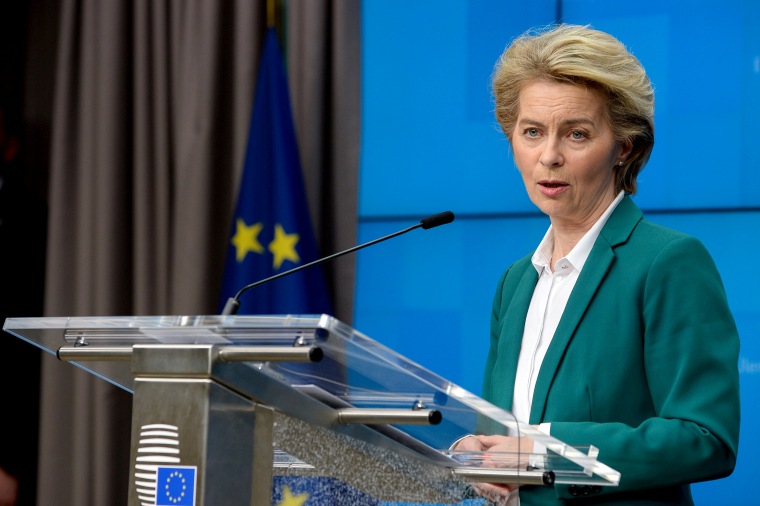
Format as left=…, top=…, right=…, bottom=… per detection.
left=517, top=117, right=597, bottom=129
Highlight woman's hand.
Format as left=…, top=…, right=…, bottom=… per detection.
left=452, top=435, right=535, bottom=504
left=478, top=434, right=534, bottom=468
left=452, top=434, right=484, bottom=452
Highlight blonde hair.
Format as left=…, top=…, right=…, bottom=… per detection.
left=492, top=24, right=654, bottom=194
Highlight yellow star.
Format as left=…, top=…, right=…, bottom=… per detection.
left=231, top=218, right=264, bottom=262
left=268, top=223, right=300, bottom=270
left=277, top=485, right=309, bottom=506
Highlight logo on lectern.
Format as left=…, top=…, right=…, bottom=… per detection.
left=134, top=423, right=197, bottom=506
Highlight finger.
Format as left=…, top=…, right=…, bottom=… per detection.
left=478, top=434, right=508, bottom=445
left=472, top=483, right=514, bottom=505
left=457, top=435, right=484, bottom=452
left=472, top=482, right=514, bottom=495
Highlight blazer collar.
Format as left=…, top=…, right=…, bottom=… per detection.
left=597, top=195, right=643, bottom=248
left=528, top=196, right=643, bottom=423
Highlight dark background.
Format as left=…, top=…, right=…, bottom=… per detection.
left=1, top=1, right=59, bottom=504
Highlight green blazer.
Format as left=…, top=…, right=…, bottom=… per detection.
left=483, top=196, right=740, bottom=505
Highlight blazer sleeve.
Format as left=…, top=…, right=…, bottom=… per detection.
left=550, top=235, right=740, bottom=497
left=482, top=268, right=508, bottom=404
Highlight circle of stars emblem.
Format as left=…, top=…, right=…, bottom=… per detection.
left=164, top=470, right=188, bottom=504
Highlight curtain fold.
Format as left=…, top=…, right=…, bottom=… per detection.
left=287, top=0, right=361, bottom=323
left=39, top=1, right=360, bottom=504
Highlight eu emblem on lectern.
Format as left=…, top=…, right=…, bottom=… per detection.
left=133, top=423, right=197, bottom=506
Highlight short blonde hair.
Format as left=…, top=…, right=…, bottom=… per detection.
left=492, top=24, right=655, bottom=194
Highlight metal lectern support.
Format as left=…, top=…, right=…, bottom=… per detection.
left=56, top=341, right=323, bottom=505
left=128, top=344, right=272, bottom=506
left=55, top=342, right=319, bottom=506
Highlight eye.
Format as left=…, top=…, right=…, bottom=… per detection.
left=525, top=128, right=540, bottom=138
left=570, top=130, right=587, bottom=140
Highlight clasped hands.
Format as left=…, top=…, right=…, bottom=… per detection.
left=453, top=434, right=535, bottom=504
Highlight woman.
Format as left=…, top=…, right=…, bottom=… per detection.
left=456, top=25, right=740, bottom=505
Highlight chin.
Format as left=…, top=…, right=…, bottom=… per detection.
left=530, top=197, right=561, bottom=218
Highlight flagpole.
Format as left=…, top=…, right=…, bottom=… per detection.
left=267, top=0, right=276, bottom=27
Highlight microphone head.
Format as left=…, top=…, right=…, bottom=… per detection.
left=420, top=211, right=455, bottom=230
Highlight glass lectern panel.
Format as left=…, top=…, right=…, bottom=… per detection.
left=3, top=314, right=621, bottom=488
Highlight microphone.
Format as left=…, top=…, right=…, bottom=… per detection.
left=221, top=210, right=455, bottom=316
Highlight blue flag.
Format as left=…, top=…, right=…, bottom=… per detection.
left=219, top=28, right=332, bottom=315
left=155, top=466, right=197, bottom=506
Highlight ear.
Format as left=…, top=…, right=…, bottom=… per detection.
left=617, top=139, right=633, bottom=165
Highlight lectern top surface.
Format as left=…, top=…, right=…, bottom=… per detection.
left=4, top=314, right=620, bottom=487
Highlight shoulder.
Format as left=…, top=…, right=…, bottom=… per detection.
left=603, top=197, right=710, bottom=258
left=496, top=252, right=534, bottom=288
left=492, top=252, right=535, bottom=310
left=627, top=218, right=713, bottom=263
left=611, top=218, right=727, bottom=308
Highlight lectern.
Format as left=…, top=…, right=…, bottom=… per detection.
left=4, top=314, right=620, bottom=505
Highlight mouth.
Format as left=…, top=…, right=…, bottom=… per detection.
left=537, top=180, right=569, bottom=196
left=539, top=178, right=568, bottom=187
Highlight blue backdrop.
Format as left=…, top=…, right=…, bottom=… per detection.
left=355, top=1, right=759, bottom=504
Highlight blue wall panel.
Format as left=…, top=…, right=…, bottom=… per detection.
left=359, top=0, right=555, bottom=216
left=561, top=0, right=760, bottom=210
left=357, top=1, right=760, bottom=504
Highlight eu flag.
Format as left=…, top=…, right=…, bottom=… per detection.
left=155, top=466, right=197, bottom=506
left=219, top=27, right=332, bottom=315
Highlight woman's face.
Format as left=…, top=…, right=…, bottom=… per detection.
left=510, top=80, right=630, bottom=229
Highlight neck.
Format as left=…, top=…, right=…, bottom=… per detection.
left=549, top=192, right=619, bottom=267
left=549, top=228, right=585, bottom=270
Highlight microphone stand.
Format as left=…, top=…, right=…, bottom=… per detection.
left=221, top=211, right=454, bottom=316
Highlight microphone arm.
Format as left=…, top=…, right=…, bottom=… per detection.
left=221, top=210, right=455, bottom=316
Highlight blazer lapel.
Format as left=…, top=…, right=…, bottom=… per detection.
left=529, top=197, right=643, bottom=423
left=494, top=265, right=539, bottom=410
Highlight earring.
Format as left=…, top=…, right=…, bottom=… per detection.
left=618, top=161, right=624, bottom=166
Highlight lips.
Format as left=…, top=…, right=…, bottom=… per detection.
left=537, top=179, right=569, bottom=197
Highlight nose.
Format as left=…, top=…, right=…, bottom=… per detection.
left=539, top=137, right=563, bottom=167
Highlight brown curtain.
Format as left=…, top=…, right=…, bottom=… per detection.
left=38, top=1, right=360, bottom=504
